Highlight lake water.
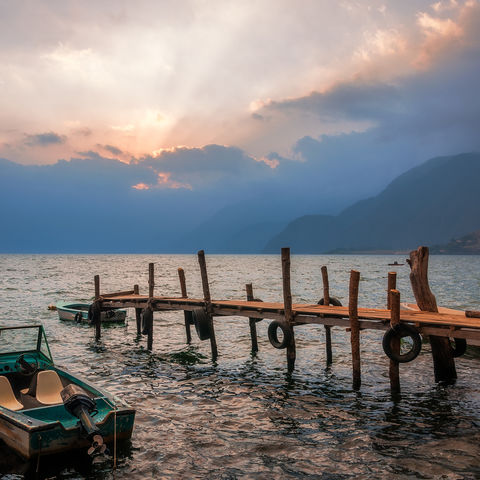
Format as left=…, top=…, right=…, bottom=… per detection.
left=0, top=254, right=479, bottom=479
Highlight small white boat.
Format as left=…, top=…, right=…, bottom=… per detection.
left=56, top=303, right=126, bottom=324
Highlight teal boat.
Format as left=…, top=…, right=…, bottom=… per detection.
left=0, top=324, right=135, bottom=459
left=56, top=302, right=127, bottom=324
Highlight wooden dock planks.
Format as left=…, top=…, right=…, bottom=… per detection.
left=100, top=294, right=480, bottom=335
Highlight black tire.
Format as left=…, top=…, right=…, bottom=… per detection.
left=451, top=338, right=467, bottom=357
left=192, top=308, right=211, bottom=341
left=141, top=308, right=153, bottom=335
left=268, top=321, right=292, bottom=349
left=318, top=297, right=343, bottom=307
left=74, top=312, right=83, bottom=323
left=105, top=310, right=115, bottom=319
left=185, top=311, right=195, bottom=326
left=382, top=324, right=422, bottom=363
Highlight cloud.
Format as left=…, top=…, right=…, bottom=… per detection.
left=98, top=144, right=123, bottom=155
left=24, top=132, right=67, bottom=147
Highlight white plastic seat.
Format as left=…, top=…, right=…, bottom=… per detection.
left=0, top=376, right=24, bottom=411
left=36, top=370, right=64, bottom=405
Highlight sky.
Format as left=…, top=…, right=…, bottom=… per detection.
left=1, top=0, right=479, bottom=252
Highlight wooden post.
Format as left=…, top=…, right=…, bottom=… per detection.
left=178, top=268, right=192, bottom=344
left=94, top=275, right=101, bottom=340
left=281, top=248, right=296, bottom=372
left=197, top=250, right=218, bottom=360
left=407, top=246, right=456, bottom=383
left=349, top=270, right=361, bottom=390
left=133, top=284, right=142, bottom=335
left=387, top=272, right=397, bottom=310
left=148, top=263, right=154, bottom=298
left=147, top=263, right=154, bottom=350
left=321, top=266, right=333, bottom=365
left=389, top=289, right=401, bottom=394
left=246, top=283, right=258, bottom=353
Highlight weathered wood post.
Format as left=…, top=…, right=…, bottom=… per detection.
left=321, top=266, right=333, bottom=365
left=197, top=250, right=218, bottom=360
left=387, top=272, right=397, bottom=310
left=281, top=248, right=296, bottom=372
left=349, top=270, right=361, bottom=390
left=178, top=268, right=192, bottom=344
left=407, top=246, right=456, bottom=383
left=246, top=283, right=258, bottom=353
left=147, top=263, right=154, bottom=350
left=133, top=284, right=142, bottom=335
left=389, top=289, right=401, bottom=393
left=94, top=275, right=102, bottom=340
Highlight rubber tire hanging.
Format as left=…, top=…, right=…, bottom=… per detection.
left=382, top=324, right=422, bottom=363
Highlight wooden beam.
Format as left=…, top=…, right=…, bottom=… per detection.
left=178, top=268, right=192, bottom=344
left=148, top=263, right=155, bottom=298
left=281, top=247, right=296, bottom=372
left=93, top=275, right=101, bottom=340
left=387, top=272, right=397, bottom=310
left=349, top=270, right=361, bottom=390
left=389, top=289, right=401, bottom=394
left=246, top=283, right=258, bottom=353
left=321, top=265, right=333, bottom=366
left=198, top=250, right=218, bottom=360
left=408, top=246, right=456, bottom=383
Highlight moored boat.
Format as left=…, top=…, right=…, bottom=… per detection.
left=0, top=324, right=135, bottom=458
left=56, top=302, right=126, bottom=324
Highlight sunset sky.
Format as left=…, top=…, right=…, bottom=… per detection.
left=1, top=0, right=479, bottom=252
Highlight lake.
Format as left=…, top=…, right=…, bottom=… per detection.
left=0, top=254, right=479, bottom=479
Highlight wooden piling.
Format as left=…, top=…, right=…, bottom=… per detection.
left=133, top=284, right=142, bottom=334
left=94, top=275, right=101, bottom=340
left=281, top=248, right=296, bottom=372
left=246, top=283, right=258, bottom=353
left=178, top=268, right=192, bottom=344
left=387, top=272, right=397, bottom=310
left=321, top=266, right=333, bottom=365
left=389, top=289, right=401, bottom=394
left=147, top=264, right=154, bottom=350
left=349, top=270, right=361, bottom=390
left=197, top=250, right=218, bottom=360
left=407, top=246, right=456, bottom=383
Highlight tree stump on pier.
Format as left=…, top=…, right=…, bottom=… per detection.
left=407, top=246, right=456, bottom=383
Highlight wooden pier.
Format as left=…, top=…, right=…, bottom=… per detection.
left=88, top=246, right=480, bottom=392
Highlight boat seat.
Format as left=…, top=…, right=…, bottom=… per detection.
left=0, top=375, right=24, bottom=411
left=35, top=370, right=64, bottom=405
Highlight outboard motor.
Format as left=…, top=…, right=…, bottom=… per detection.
left=61, top=384, right=106, bottom=456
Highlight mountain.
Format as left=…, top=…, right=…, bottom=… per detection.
left=430, top=230, right=480, bottom=254
left=264, top=153, right=480, bottom=253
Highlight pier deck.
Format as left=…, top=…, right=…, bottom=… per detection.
left=99, top=294, right=480, bottom=343
left=86, top=246, right=479, bottom=391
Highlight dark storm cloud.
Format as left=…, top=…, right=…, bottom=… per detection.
left=24, top=132, right=67, bottom=147
left=98, top=144, right=123, bottom=155
left=266, top=82, right=402, bottom=122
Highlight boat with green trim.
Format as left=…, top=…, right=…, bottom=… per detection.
left=0, top=324, right=135, bottom=458
left=56, top=302, right=126, bottom=324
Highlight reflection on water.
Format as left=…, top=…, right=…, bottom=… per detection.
left=0, top=254, right=479, bottom=479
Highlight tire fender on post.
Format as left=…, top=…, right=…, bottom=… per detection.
left=141, top=307, right=153, bottom=335
left=74, top=312, right=83, bottom=323
left=268, top=320, right=292, bottom=349
left=318, top=297, right=343, bottom=307
left=451, top=338, right=467, bottom=358
left=382, top=324, right=422, bottom=363
left=192, top=308, right=211, bottom=341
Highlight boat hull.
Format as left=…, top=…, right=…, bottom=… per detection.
left=0, top=407, right=135, bottom=459
left=56, top=303, right=126, bottom=324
